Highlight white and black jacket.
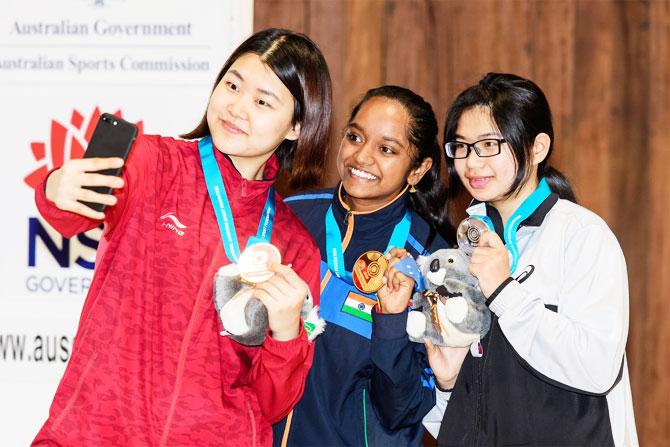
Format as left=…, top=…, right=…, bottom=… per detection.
left=427, top=194, right=638, bottom=446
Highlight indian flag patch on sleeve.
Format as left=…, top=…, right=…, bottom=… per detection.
left=341, top=291, right=376, bottom=322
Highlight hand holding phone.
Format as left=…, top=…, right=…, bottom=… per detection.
left=80, top=113, right=137, bottom=212
left=45, top=113, right=138, bottom=220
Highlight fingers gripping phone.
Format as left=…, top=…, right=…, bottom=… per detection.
left=80, top=113, right=138, bottom=212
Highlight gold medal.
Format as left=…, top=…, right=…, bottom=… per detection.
left=352, top=250, right=388, bottom=293
left=238, top=242, right=281, bottom=284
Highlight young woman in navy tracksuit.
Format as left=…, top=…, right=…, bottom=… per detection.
left=422, top=73, right=638, bottom=446
left=272, top=85, right=454, bottom=446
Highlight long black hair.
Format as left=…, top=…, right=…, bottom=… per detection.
left=349, top=85, right=455, bottom=243
left=443, top=72, right=576, bottom=202
left=182, top=28, right=332, bottom=190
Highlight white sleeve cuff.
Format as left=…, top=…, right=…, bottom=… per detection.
left=422, top=388, right=451, bottom=438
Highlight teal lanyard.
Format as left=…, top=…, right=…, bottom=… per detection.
left=325, top=204, right=411, bottom=281
left=198, top=136, right=275, bottom=263
left=472, top=177, right=551, bottom=273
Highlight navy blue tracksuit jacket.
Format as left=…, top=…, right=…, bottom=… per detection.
left=272, top=186, right=449, bottom=447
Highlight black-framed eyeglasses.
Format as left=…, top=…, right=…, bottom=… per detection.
left=444, top=138, right=506, bottom=159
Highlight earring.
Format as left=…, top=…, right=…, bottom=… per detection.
left=409, top=184, right=417, bottom=193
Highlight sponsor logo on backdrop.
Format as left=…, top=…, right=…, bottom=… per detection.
left=24, top=107, right=143, bottom=294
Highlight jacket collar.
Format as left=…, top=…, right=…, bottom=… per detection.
left=210, top=140, right=278, bottom=203
left=331, top=183, right=409, bottom=229
left=466, top=193, right=559, bottom=239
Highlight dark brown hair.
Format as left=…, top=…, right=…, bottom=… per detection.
left=182, top=28, right=332, bottom=189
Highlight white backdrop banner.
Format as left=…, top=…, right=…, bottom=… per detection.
left=0, top=1, right=252, bottom=444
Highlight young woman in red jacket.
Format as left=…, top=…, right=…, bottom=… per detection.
left=33, top=28, right=331, bottom=446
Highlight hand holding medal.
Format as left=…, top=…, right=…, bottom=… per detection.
left=457, top=179, right=553, bottom=297
left=467, top=230, right=510, bottom=299
left=457, top=216, right=509, bottom=298
left=251, top=262, right=308, bottom=341
left=237, top=243, right=307, bottom=341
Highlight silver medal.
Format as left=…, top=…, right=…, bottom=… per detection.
left=456, top=217, right=490, bottom=255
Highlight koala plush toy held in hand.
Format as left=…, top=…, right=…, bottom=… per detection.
left=213, top=263, right=325, bottom=346
left=406, top=249, right=491, bottom=353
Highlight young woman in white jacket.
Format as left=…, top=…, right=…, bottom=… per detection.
left=421, top=72, right=638, bottom=446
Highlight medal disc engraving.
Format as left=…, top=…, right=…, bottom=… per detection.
left=352, top=250, right=388, bottom=293
left=238, top=243, right=281, bottom=283
left=457, top=217, right=490, bottom=255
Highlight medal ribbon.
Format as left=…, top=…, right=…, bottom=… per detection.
left=325, top=205, right=411, bottom=281
left=470, top=177, right=551, bottom=273
left=199, top=136, right=275, bottom=263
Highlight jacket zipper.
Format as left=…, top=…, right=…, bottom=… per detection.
left=341, top=212, right=355, bottom=251
left=160, top=288, right=208, bottom=446
left=473, top=327, right=495, bottom=445
left=288, top=211, right=354, bottom=443
left=246, top=400, right=257, bottom=447
left=343, top=210, right=352, bottom=225
left=362, top=386, right=369, bottom=447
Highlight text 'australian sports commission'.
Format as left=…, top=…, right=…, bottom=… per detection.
left=0, top=56, right=209, bottom=74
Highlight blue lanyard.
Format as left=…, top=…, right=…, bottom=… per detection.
left=325, top=204, right=412, bottom=280
left=198, top=136, right=275, bottom=263
left=471, top=177, right=551, bottom=273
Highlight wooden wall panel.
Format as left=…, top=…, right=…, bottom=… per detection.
left=609, top=6, right=651, bottom=433
left=571, top=1, right=617, bottom=219
left=384, top=0, right=436, bottom=100
left=333, top=0, right=387, bottom=185
left=644, top=2, right=670, bottom=443
left=254, top=1, right=670, bottom=444
left=528, top=0, right=576, bottom=174
left=305, top=0, right=346, bottom=186
left=254, top=0, right=307, bottom=33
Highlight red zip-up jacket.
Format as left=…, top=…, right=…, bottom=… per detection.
left=32, top=134, right=321, bottom=446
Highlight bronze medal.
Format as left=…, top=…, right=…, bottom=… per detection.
left=352, top=250, right=388, bottom=293
left=238, top=242, right=281, bottom=284
left=423, top=290, right=444, bottom=336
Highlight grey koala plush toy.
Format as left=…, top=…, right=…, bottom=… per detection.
left=213, top=264, right=325, bottom=346
left=406, top=249, right=491, bottom=349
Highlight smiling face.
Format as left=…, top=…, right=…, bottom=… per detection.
left=453, top=106, right=546, bottom=221
left=336, top=97, right=429, bottom=212
left=452, top=106, right=518, bottom=205
left=206, top=52, right=300, bottom=179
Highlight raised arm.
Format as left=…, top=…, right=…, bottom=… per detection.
left=368, top=248, right=436, bottom=429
